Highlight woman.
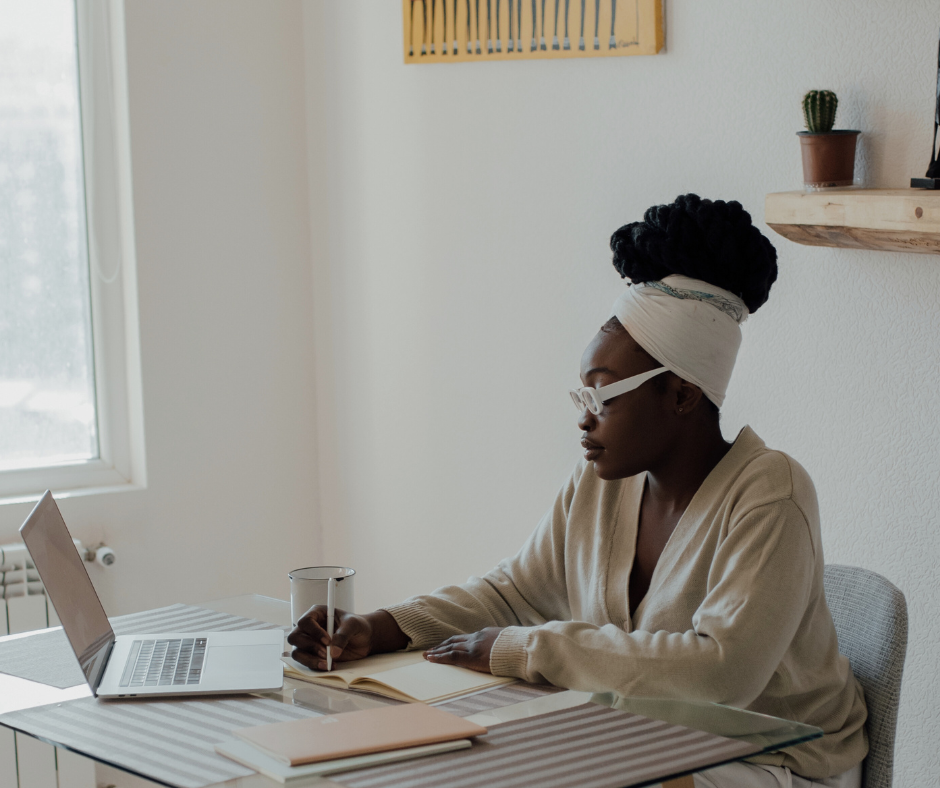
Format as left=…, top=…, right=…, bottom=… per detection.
left=288, top=195, right=867, bottom=788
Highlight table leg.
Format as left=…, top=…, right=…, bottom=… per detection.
left=662, top=776, right=696, bottom=788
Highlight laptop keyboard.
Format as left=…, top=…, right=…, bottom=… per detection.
left=119, top=638, right=207, bottom=688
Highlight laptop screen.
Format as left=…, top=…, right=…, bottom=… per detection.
left=20, top=491, right=114, bottom=693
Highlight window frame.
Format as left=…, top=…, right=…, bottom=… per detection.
left=0, top=0, right=145, bottom=504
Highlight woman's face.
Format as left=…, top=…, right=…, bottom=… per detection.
left=577, top=325, right=677, bottom=480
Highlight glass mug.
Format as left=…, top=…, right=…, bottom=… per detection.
left=288, top=566, right=356, bottom=627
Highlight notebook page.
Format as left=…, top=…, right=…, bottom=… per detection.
left=354, top=661, right=514, bottom=703
left=282, top=649, right=426, bottom=685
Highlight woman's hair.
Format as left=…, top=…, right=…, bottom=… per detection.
left=609, top=194, right=778, bottom=314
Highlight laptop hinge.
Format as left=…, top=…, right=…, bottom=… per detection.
left=90, top=637, right=117, bottom=698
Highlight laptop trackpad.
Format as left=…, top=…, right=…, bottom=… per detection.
left=207, top=645, right=277, bottom=677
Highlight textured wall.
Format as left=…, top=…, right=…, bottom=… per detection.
left=304, top=1, right=939, bottom=783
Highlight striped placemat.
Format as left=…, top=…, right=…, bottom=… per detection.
left=434, top=682, right=565, bottom=717
left=0, top=693, right=320, bottom=788
left=330, top=703, right=761, bottom=788
left=0, top=603, right=286, bottom=689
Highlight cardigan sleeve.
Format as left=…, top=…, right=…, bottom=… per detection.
left=489, top=498, right=817, bottom=707
left=381, top=463, right=581, bottom=651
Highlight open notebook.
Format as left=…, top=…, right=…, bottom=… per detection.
left=281, top=650, right=514, bottom=703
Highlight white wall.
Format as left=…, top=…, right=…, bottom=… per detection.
left=0, top=0, right=321, bottom=614
left=0, top=0, right=933, bottom=782
left=303, top=1, right=939, bottom=783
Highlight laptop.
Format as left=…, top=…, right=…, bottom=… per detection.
left=20, top=490, right=284, bottom=699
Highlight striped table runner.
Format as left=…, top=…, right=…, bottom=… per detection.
left=331, top=703, right=761, bottom=788
left=0, top=603, right=286, bottom=689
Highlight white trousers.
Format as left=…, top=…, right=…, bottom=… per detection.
left=689, top=761, right=863, bottom=788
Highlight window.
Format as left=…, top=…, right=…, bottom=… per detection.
left=0, top=0, right=144, bottom=502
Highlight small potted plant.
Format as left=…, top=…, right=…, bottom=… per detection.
left=797, top=90, right=861, bottom=189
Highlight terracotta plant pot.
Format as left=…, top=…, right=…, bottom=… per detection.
left=797, top=130, right=860, bottom=189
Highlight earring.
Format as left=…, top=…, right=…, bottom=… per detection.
left=678, top=408, right=684, bottom=413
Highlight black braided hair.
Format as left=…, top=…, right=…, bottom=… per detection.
left=610, top=194, right=778, bottom=314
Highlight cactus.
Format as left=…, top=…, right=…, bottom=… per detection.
left=803, top=90, right=838, bottom=133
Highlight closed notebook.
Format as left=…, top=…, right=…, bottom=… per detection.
left=233, top=702, right=488, bottom=766
left=215, top=738, right=472, bottom=784
left=281, top=649, right=514, bottom=703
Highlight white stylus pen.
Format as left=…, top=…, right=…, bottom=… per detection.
left=326, top=577, right=336, bottom=672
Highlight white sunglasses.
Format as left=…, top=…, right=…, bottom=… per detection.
left=570, top=367, right=669, bottom=415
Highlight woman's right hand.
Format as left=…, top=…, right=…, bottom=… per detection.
left=286, top=608, right=409, bottom=671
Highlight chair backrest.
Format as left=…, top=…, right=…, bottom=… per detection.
left=823, top=565, right=908, bottom=788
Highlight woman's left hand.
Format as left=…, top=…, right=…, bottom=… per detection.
left=423, top=627, right=504, bottom=674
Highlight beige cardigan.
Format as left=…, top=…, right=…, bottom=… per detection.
left=385, top=427, right=867, bottom=779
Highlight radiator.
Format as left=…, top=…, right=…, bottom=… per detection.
left=0, top=540, right=109, bottom=788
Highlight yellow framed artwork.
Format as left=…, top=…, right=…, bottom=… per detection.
left=403, top=0, right=663, bottom=64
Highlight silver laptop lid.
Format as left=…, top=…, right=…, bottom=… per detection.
left=20, top=491, right=114, bottom=694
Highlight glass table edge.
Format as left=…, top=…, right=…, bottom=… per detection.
left=595, top=693, right=824, bottom=754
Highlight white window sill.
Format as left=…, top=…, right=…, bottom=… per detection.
left=0, top=459, right=145, bottom=506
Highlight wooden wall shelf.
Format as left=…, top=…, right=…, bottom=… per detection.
left=765, top=188, right=940, bottom=255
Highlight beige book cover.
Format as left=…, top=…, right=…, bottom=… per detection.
left=234, top=703, right=487, bottom=766
left=281, top=650, right=514, bottom=703
left=215, top=738, right=472, bottom=783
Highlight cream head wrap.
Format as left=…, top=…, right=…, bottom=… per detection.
left=611, top=275, right=749, bottom=408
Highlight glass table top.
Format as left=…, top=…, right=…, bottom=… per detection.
left=0, top=594, right=823, bottom=787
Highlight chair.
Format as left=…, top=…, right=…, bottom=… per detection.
left=823, top=565, right=908, bottom=788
